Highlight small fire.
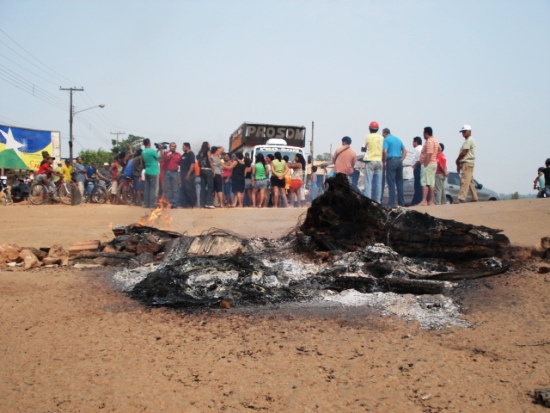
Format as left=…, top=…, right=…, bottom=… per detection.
left=137, top=197, right=173, bottom=229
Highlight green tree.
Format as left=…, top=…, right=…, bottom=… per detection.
left=511, top=192, right=519, bottom=200
left=315, top=152, right=331, bottom=162
left=77, top=134, right=146, bottom=166
left=110, top=134, right=144, bottom=157
left=78, top=148, right=113, bottom=166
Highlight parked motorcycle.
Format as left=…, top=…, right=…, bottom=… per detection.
left=9, top=177, right=30, bottom=203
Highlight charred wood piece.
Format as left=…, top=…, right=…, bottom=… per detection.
left=299, top=173, right=510, bottom=261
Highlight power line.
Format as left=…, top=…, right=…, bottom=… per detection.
left=0, top=51, right=64, bottom=88
left=0, top=68, right=67, bottom=111
left=0, top=28, right=77, bottom=86
left=0, top=115, right=25, bottom=127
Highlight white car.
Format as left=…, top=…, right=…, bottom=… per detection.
left=382, top=172, right=499, bottom=205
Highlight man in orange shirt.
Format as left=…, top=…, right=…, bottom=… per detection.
left=332, top=136, right=357, bottom=180
left=419, top=126, right=441, bottom=206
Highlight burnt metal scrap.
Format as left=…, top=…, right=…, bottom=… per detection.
left=105, top=176, right=511, bottom=309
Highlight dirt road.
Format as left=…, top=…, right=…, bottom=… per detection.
left=0, top=199, right=549, bottom=412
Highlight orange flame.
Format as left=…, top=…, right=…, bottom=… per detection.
left=137, top=197, right=173, bottom=229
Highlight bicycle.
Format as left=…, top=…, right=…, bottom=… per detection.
left=83, top=180, right=109, bottom=204
left=29, top=178, right=73, bottom=205
left=116, top=177, right=135, bottom=205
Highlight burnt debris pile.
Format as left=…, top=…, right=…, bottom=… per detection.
left=298, top=173, right=510, bottom=261
left=103, top=174, right=513, bottom=309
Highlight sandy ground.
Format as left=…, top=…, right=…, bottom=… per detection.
left=0, top=199, right=549, bottom=412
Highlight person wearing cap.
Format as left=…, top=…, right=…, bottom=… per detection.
left=40, top=151, right=50, bottom=167
left=382, top=128, right=407, bottom=207
left=362, top=121, right=384, bottom=203
left=98, top=162, right=112, bottom=185
left=332, top=136, right=357, bottom=180
left=455, top=124, right=478, bottom=203
left=35, top=156, right=58, bottom=197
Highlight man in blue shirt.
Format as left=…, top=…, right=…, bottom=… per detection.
left=382, top=128, right=407, bottom=207
left=85, top=162, right=98, bottom=196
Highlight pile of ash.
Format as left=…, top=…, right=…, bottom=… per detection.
left=106, top=174, right=511, bottom=328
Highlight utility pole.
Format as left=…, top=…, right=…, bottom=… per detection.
left=110, top=131, right=126, bottom=144
left=60, top=86, right=84, bottom=162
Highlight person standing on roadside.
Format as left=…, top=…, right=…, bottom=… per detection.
left=109, top=159, right=120, bottom=203
left=455, top=125, right=478, bottom=203
left=435, top=143, right=448, bottom=204
left=210, top=146, right=225, bottom=208
left=61, top=159, right=73, bottom=183
left=363, top=121, right=384, bottom=203
left=533, top=167, right=545, bottom=198
left=197, top=141, right=215, bottom=209
left=332, top=136, right=357, bottom=181
left=74, top=156, right=87, bottom=196
left=270, top=151, right=289, bottom=208
left=161, top=142, right=181, bottom=208
left=542, top=158, right=550, bottom=198
left=419, top=126, right=440, bottom=206
left=141, top=138, right=160, bottom=208
left=179, top=142, right=196, bottom=208
left=411, top=136, right=423, bottom=205
left=382, top=128, right=407, bottom=207
left=98, top=162, right=111, bottom=184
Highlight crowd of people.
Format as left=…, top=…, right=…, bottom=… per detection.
left=332, top=122, right=484, bottom=206
left=2, top=126, right=549, bottom=207
left=62, top=138, right=312, bottom=209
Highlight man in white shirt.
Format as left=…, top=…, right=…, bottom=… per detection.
left=411, top=136, right=423, bottom=205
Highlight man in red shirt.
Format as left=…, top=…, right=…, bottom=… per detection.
left=161, top=142, right=182, bottom=208
left=36, top=156, right=60, bottom=196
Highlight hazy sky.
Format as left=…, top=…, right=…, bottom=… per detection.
left=1, top=0, right=549, bottom=194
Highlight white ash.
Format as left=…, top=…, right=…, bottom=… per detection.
left=111, top=239, right=470, bottom=329
left=187, top=269, right=240, bottom=286
left=321, top=290, right=469, bottom=329
left=112, top=265, right=158, bottom=291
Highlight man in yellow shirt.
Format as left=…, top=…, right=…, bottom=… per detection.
left=61, top=159, right=73, bottom=182
left=363, top=121, right=384, bottom=203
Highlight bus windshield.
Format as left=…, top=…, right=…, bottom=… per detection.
left=253, top=146, right=304, bottom=163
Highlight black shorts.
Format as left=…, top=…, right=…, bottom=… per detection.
left=270, top=175, right=285, bottom=188
left=213, top=174, right=223, bottom=193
